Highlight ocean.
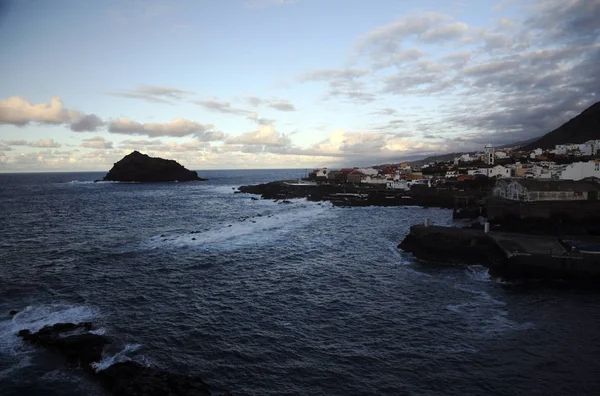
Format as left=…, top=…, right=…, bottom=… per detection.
left=1, top=169, right=599, bottom=395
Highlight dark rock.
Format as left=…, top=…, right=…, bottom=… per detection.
left=192, top=238, right=196, bottom=241
left=9, top=310, right=18, bottom=316
left=18, top=322, right=108, bottom=366
left=97, top=361, right=211, bottom=396
left=18, top=322, right=218, bottom=395
left=250, top=197, right=259, bottom=201
left=102, top=151, right=206, bottom=183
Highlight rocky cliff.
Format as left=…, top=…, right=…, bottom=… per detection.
left=103, top=151, right=206, bottom=182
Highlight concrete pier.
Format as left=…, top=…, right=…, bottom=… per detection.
left=399, top=225, right=600, bottom=281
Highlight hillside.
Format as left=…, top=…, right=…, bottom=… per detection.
left=522, top=101, right=600, bottom=151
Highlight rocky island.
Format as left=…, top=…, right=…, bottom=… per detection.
left=102, top=151, right=206, bottom=182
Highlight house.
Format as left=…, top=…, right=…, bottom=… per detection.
left=358, top=167, right=379, bottom=176
left=363, top=175, right=387, bottom=184
left=313, top=168, right=328, bottom=179
left=346, top=169, right=365, bottom=184
left=493, top=179, right=600, bottom=201
left=489, top=165, right=511, bottom=178
left=559, top=160, right=600, bottom=181
left=530, top=148, right=543, bottom=159
left=445, top=170, right=458, bottom=178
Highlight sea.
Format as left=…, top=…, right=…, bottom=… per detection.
left=1, top=169, right=599, bottom=396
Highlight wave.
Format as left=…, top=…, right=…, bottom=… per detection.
left=0, top=303, right=99, bottom=379
left=91, top=343, right=142, bottom=372
left=142, top=200, right=336, bottom=251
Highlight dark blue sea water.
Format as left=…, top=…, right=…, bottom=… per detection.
left=1, top=170, right=600, bottom=396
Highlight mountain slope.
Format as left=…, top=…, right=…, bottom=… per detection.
left=522, top=101, right=600, bottom=151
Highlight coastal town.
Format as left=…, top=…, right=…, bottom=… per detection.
left=306, top=139, right=600, bottom=194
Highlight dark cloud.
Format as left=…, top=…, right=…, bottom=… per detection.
left=70, top=114, right=105, bottom=132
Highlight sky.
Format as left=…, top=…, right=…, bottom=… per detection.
left=0, top=0, right=598, bottom=172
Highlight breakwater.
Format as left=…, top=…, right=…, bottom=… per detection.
left=399, top=225, right=600, bottom=281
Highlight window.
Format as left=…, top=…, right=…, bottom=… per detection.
left=595, top=163, right=599, bottom=171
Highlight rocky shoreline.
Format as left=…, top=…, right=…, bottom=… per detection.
left=238, top=181, right=456, bottom=208
left=16, top=321, right=220, bottom=396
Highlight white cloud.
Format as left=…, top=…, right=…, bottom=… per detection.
left=0, top=96, right=81, bottom=126
left=195, top=99, right=251, bottom=115
left=110, top=85, right=195, bottom=104
left=2, top=139, right=61, bottom=148
left=419, top=22, right=469, bottom=43
left=108, top=117, right=216, bottom=138
left=81, top=136, right=114, bottom=149
left=225, top=124, right=291, bottom=146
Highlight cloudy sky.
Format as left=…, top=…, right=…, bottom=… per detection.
left=0, top=0, right=598, bottom=171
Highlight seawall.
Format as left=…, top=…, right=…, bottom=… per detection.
left=399, top=225, right=600, bottom=281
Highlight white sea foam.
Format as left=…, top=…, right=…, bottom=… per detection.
left=0, top=304, right=98, bottom=378
left=448, top=285, right=534, bottom=334
left=145, top=200, right=335, bottom=251
left=91, top=343, right=142, bottom=372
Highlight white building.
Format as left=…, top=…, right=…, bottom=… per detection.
left=445, top=170, right=458, bottom=178
left=358, top=167, right=379, bottom=176
left=495, top=151, right=508, bottom=159
left=314, top=168, right=328, bottom=179
left=484, top=144, right=495, bottom=165
left=362, top=176, right=387, bottom=184
left=386, top=180, right=410, bottom=190
left=530, top=148, right=543, bottom=159
left=559, top=160, right=600, bottom=181
left=489, top=165, right=511, bottom=178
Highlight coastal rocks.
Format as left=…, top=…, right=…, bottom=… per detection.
left=98, top=361, right=211, bottom=396
left=102, top=151, right=206, bottom=182
left=9, top=309, right=18, bottom=316
left=18, top=322, right=106, bottom=367
left=17, top=321, right=215, bottom=396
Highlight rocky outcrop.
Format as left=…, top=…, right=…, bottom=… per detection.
left=18, top=322, right=214, bottom=396
left=103, top=151, right=206, bottom=182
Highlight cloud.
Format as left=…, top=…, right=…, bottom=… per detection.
left=225, top=124, right=291, bottom=146
left=81, top=136, right=113, bottom=149
left=243, top=96, right=297, bottom=111
left=195, top=99, right=251, bottom=115
left=0, top=96, right=81, bottom=126
left=70, top=114, right=105, bottom=132
left=2, top=139, right=61, bottom=148
left=110, top=85, right=194, bottom=104
left=268, top=99, right=296, bottom=111
left=299, top=68, right=376, bottom=103
left=246, top=113, right=275, bottom=126
left=358, top=12, right=450, bottom=52
left=419, top=22, right=469, bottom=43
left=370, top=108, right=398, bottom=116
left=108, top=117, right=216, bottom=138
